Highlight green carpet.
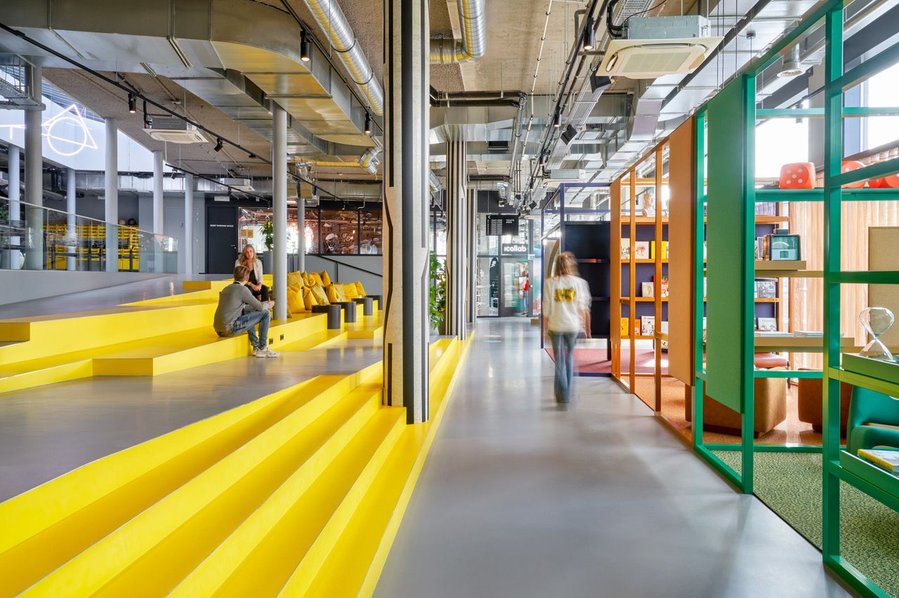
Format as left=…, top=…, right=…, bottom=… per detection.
left=714, top=451, right=899, bottom=597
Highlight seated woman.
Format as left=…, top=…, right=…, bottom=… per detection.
left=235, top=244, right=269, bottom=302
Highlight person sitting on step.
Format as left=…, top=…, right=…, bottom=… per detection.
left=235, top=244, right=270, bottom=302
left=213, top=265, right=279, bottom=358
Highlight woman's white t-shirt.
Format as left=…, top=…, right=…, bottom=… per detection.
left=544, top=275, right=591, bottom=333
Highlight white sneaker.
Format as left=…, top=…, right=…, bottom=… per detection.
left=254, top=347, right=268, bottom=358
left=260, top=347, right=280, bottom=358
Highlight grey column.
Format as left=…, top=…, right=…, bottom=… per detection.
left=6, top=145, right=21, bottom=268
left=183, top=173, right=194, bottom=277
left=467, top=187, right=477, bottom=324
left=272, top=103, right=288, bottom=321
left=444, top=137, right=467, bottom=338
left=383, top=0, right=430, bottom=423
left=66, top=168, right=76, bottom=271
left=152, top=150, right=164, bottom=273
left=298, top=189, right=306, bottom=272
left=104, top=118, right=118, bottom=272
left=23, top=65, right=44, bottom=271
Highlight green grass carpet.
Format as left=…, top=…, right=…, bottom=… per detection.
left=714, top=451, right=899, bottom=597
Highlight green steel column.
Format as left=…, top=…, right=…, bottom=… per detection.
left=741, top=74, right=757, bottom=494
left=822, top=3, right=844, bottom=563
left=693, top=111, right=706, bottom=452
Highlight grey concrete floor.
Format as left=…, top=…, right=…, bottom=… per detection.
left=375, top=318, right=850, bottom=598
left=0, top=340, right=380, bottom=501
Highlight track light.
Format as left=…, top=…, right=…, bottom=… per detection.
left=582, top=15, right=596, bottom=51
left=363, top=112, right=372, bottom=135
left=553, top=108, right=562, bottom=128
left=128, top=93, right=137, bottom=114
left=300, top=30, right=312, bottom=63
left=214, top=137, right=223, bottom=152
left=778, top=45, right=803, bottom=78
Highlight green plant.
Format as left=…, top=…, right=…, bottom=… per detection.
left=261, top=219, right=274, bottom=252
left=429, top=252, right=447, bottom=333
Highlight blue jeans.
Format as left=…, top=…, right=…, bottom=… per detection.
left=230, top=310, right=270, bottom=350
left=550, top=331, right=577, bottom=403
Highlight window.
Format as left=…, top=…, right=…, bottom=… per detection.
left=359, top=205, right=382, bottom=254
left=319, top=207, right=358, bottom=254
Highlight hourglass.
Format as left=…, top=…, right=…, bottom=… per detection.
left=859, top=307, right=895, bottom=362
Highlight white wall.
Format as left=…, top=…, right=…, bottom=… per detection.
left=304, top=255, right=383, bottom=296
left=0, top=271, right=167, bottom=305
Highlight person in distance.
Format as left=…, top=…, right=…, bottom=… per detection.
left=213, top=265, right=280, bottom=358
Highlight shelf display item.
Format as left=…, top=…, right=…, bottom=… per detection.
left=634, top=241, right=650, bottom=259
left=869, top=173, right=899, bottom=188
left=755, top=278, right=777, bottom=299
left=641, top=281, right=654, bottom=297
left=659, top=275, right=669, bottom=298
left=620, top=317, right=631, bottom=338
left=840, top=161, right=867, bottom=189
left=857, top=448, right=899, bottom=473
left=859, top=306, right=895, bottom=361
left=620, top=238, right=630, bottom=259
left=641, top=315, right=655, bottom=336
left=778, top=162, right=815, bottom=189
left=660, top=321, right=669, bottom=351
left=767, top=232, right=801, bottom=261
left=649, top=241, right=669, bottom=259
left=757, top=317, right=777, bottom=332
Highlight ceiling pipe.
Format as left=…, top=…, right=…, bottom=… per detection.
left=302, top=0, right=384, bottom=115
left=431, top=0, right=487, bottom=63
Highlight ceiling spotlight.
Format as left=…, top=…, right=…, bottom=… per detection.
left=364, top=112, right=372, bottom=135
left=582, top=15, right=596, bottom=51
left=128, top=93, right=137, bottom=114
left=553, top=108, right=562, bottom=128
left=214, top=137, right=224, bottom=152
left=778, top=45, right=804, bottom=78
left=300, top=30, right=312, bottom=63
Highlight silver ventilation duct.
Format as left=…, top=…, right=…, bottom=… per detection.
left=431, top=0, right=487, bottom=63
left=302, top=0, right=384, bottom=115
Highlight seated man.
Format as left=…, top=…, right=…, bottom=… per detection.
left=213, top=265, right=279, bottom=358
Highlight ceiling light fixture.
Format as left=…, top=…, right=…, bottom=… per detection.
left=364, top=112, right=372, bottom=135
left=128, top=93, right=137, bottom=114
left=553, top=108, right=562, bottom=128
left=582, top=15, right=596, bottom=51
left=778, top=45, right=804, bottom=78
left=214, top=137, right=224, bottom=152
left=300, top=30, right=312, bottom=63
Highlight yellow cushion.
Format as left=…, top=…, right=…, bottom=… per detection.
left=311, top=283, right=329, bottom=305
left=321, top=271, right=332, bottom=286
left=303, top=287, right=318, bottom=311
left=343, top=283, right=359, bottom=299
left=287, top=284, right=305, bottom=314
left=326, top=284, right=340, bottom=303
left=287, top=271, right=303, bottom=289
left=310, top=272, right=323, bottom=287
left=355, top=281, right=366, bottom=297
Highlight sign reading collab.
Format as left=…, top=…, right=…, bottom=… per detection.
left=501, top=243, right=528, bottom=254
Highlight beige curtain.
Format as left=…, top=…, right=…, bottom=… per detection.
left=789, top=200, right=899, bottom=369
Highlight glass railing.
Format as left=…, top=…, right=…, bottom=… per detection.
left=0, top=198, right=178, bottom=273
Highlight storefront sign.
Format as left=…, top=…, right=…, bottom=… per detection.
left=501, top=242, right=528, bottom=254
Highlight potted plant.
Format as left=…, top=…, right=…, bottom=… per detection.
left=428, top=252, right=446, bottom=337
left=260, top=218, right=274, bottom=272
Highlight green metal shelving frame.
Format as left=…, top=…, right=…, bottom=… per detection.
left=690, top=2, right=899, bottom=595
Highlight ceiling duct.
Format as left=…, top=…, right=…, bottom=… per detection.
left=302, top=0, right=384, bottom=115
left=220, top=177, right=255, bottom=192
left=431, top=0, right=487, bottom=63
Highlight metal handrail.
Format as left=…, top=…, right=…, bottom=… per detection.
left=313, top=254, right=382, bottom=279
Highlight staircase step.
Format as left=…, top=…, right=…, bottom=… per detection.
left=170, top=397, right=404, bottom=597
left=20, top=380, right=380, bottom=596
left=0, top=375, right=346, bottom=595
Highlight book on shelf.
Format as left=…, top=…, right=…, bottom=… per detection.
left=756, top=317, right=778, bottom=332
left=658, top=275, right=669, bottom=298
left=641, top=281, right=654, bottom=297
left=857, top=449, right=899, bottom=473
left=620, top=317, right=631, bottom=338
left=650, top=241, right=669, bottom=260
left=660, top=321, right=669, bottom=351
left=634, top=241, right=650, bottom=259
left=620, top=238, right=630, bottom=259
left=755, top=278, right=777, bottom=299
left=641, top=316, right=655, bottom=336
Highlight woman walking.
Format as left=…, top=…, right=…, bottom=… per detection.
left=544, top=251, right=591, bottom=405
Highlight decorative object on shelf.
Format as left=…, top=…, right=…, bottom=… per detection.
left=620, top=317, right=631, bottom=338
left=840, top=161, right=867, bottom=189
left=869, top=173, right=899, bottom=189
left=757, top=317, right=777, bottom=332
left=659, top=275, right=669, bottom=298
left=755, top=235, right=769, bottom=259
left=634, top=241, right=650, bottom=259
left=660, top=321, right=669, bottom=351
left=755, top=202, right=777, bottom=216
left=641, top=315, right=655, bottom=336
left=857, top=448, right=899, bottom=473
left=641, top=281, right=654, bottom=297
left=767, top=229, right=801, bottom=261
left=649, top=240, right=669, bottom=259
left=778, top=162, right=815, bottom=190
left=858, top=306, right=895, bottom=362
left=755, top=278, right=777, bottom=299
left=620, top=238, right=630, bottom=259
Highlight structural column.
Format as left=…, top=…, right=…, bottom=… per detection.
left=297, top=183, right=306, bottom=272
left=23, top=65, right=44, bottom=270
left=272, top=103, right=288, bottom=321
left=444, top=137, right=467, bottom=338
left=383, top=0, right=430, bottom=423
left=104, top=118, right=118, bottom=272
left=152, top=150, right=164, bottom=273
left=467, top=187, right=477, bottom=324
left=183, top=173, right=194, bottom=277
left=66, top=168, right=76, bottom=271
left=6, top=145, right=21, bottom=269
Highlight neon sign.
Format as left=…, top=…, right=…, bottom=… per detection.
left=0, top=104, right=99, bottom=157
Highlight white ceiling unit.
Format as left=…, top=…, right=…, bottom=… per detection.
left=600, top=16, right=723, bottom=79
left=220, top=177, right=255, bottom=192
left=144, top=117, right=208, bottom=144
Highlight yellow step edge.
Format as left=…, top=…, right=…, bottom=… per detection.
left=0, top=359, right=94, bottom=395
left=169, top=394, right=402, bottom=597
left=0, top=376, right=343, bottom=595
left=19, top=376, right=372, bottom=597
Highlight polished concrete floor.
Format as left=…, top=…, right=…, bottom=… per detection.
left=375, top=319, right=850, bottom=598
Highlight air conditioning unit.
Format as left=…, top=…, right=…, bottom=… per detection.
left=144, top=117, right=208, bottom=144
left=220, top=177, right=255, bottom=192
left=546, top=169, right=585, bottom=183
left=599, top=16, right=723, bottom=79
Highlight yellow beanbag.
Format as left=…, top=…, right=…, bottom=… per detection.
left=311, top=283, right=329, bottom=305
left=326, top=284, right=340, bottom=303
left=343, top=283, right=359, bottom=299
left=354, top=281, right=366, bottom=297
left=303, top=287, right=318, bottom=311
left=287, top=284, right=305, bottom=314
left=321, top=271, right=332, bottom=286
left=287, top=271, right=304, bottom=288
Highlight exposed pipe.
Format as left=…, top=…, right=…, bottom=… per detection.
left=302, top=0, right=384, bottom=115
left=431, top=0, right=487, bottom=63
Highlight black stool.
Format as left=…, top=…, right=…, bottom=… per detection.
left=312, top=304, right=342, bottom=329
